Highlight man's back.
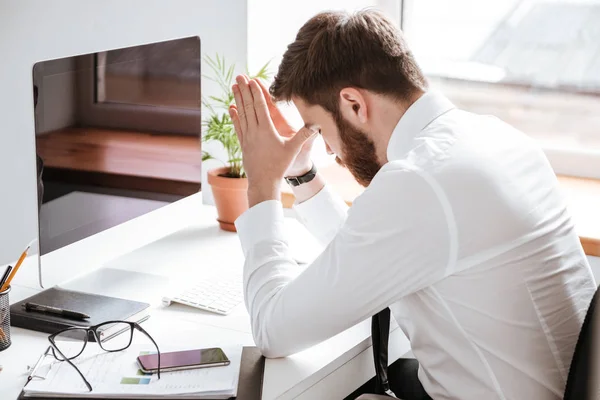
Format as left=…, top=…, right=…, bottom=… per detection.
left=233, top=85, right=597, bottom=398
left=387, top=105, right=597, bottom=399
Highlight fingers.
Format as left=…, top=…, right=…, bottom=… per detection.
left=236, top=75, right=258, bottom=131
left=232, top=84, right=247, bottom=135
left=229, top=106, right=243, bottom=146
left=256, top=79, right=276, bottom=110
left=249, top=80, right=271, bottom=127
left=287, top=126, right=318, bottom=152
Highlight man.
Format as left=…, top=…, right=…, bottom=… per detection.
left=228, top=9, right=596, bottom=400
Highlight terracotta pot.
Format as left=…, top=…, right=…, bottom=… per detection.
left=207, top=167, right=249, bottom=232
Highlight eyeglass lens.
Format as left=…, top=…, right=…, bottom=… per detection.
left=51, top=328, right=88, bottom=360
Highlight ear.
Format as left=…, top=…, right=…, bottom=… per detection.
left=339, top=88, right=368, bottom=124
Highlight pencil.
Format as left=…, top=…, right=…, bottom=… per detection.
left=0, top=245, right=30, bottom=292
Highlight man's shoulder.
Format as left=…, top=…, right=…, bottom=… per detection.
left=355, top=162, right=439, bottom=208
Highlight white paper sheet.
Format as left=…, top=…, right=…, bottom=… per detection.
left=24, top=343, right=242, bottom=399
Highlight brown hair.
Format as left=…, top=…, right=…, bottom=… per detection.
left=270, top=9, right=427, bottom=115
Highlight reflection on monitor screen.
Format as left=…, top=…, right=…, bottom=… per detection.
left=33, top=37, right=201, bottom=257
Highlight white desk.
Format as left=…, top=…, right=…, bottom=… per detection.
left=1, top=193, right=411, bottom=399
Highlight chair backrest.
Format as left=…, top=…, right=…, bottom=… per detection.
left=563, top=285, right=600, bottom=400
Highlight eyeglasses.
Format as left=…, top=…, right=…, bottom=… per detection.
left=46, top=320, right=161, bottom=392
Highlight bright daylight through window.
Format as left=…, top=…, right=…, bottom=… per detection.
left=403, top=0, right=600, bottom=176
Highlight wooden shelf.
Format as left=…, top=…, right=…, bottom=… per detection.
left=36, top=127, right=201, bottom=196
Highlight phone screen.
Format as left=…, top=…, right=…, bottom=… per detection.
left=138, top=348, right=229, bottom=370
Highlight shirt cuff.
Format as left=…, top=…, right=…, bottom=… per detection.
left=235, top=200, right=287, bottom=256
left=293, top=184, right=348, bottom=246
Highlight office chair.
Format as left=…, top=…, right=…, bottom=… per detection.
left=563, top=285, right=600, bottom=400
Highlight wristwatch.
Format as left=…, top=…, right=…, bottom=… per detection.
left=285, top=164, right=317, bottom=187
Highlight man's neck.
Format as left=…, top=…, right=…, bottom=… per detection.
left=372, top=90, right=425, bottom=165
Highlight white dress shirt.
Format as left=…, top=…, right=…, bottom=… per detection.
left=234, top=91, right=597, bottom=399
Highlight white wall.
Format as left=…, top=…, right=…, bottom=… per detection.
left=0, top=0, right=248, bottom=268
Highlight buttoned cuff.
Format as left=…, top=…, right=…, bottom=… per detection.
left=235, top=200, right=287, bottom=256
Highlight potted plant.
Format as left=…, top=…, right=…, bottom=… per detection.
left=202, top=55, right=269, bottom=232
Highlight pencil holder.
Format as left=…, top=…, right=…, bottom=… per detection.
left=0, top=285, right=11, bottom=351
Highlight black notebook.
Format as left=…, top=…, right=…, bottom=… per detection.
left=10, top=287, right=150, bottom=342
left=18, top=346, right=265, bottom=400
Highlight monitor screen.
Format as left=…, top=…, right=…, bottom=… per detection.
left=33, top=37, right=201, bottom=256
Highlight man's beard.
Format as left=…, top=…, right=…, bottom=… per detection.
left=334, top=114, right=382, bottom=187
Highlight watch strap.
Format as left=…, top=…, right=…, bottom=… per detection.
left=285, top=164, right=317, bottom=187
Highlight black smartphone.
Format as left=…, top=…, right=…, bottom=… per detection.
left=137, top=347, right=230, bottom=373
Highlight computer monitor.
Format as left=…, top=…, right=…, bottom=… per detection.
left=32, top=37, right=201, bottom=286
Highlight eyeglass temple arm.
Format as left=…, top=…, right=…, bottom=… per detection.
left=50, top=343, right=93, bottom=391
left=135, top=323, right=161, bottom=379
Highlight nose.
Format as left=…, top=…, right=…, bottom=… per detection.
left=325, top=143, right=334, bottom=155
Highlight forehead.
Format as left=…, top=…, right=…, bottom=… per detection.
left=292, top=96, right=332, bottom=127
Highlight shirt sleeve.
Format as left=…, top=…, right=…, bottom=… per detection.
left=292, top=184, right=349, bottom=247
left=234, top=166, right=452, bottom=358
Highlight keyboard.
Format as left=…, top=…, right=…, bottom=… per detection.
left=162, top=271, right=243, bottom=315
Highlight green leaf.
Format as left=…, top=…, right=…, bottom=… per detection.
left=226, top=64, right=235, bottom=86
left=202, top=151, right=213, bottom=162
left=208, top=95, right=231, bottom=108
left=251, top=59, right=272, bottom=80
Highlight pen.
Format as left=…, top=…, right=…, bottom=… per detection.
left=0, top=245, right=30, bottom=292
left=24, top=302, right=90, bottom=320
left=0, top=266, right=12, bottom=290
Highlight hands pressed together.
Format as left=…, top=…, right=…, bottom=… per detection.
left=229, top=75, right=317, bottom=208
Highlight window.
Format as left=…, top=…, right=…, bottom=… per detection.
left=77, top=36, right=201, bottom=135
left=401, top=0, right=600, bottom=178
left=96, top=37, right=200, bottom=110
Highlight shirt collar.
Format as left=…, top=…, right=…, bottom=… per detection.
left=386, top=90, right=456, bottom=161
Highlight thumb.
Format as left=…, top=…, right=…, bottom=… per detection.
left=287, top=127, right=318, bottom=152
